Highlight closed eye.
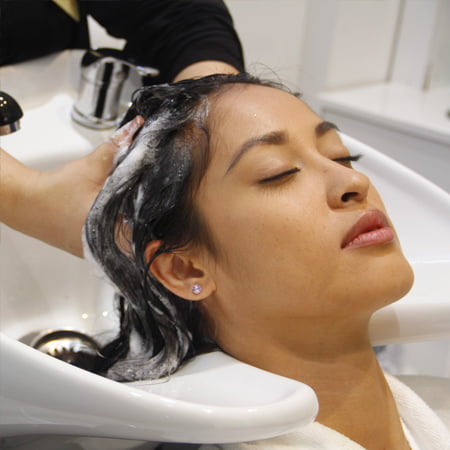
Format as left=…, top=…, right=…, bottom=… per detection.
left=259, top=167, right=301, bottom=184
left=333, top=154, right=362, bottom=168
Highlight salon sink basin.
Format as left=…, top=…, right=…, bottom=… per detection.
left=1, top=51, right=449, bottom=444
left=0, top=51, right=319, bottom=444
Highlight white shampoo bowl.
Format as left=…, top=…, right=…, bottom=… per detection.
left=0, top=51, right=318, bottom=443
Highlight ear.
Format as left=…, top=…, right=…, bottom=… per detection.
left=145, top=241, right=216, bottom=301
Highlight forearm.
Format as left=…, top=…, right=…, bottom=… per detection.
left=0, top=148, right=77, bottom=255
left=0, top=117, right=143, bottom=258
left=0, top=149, right=40, bottom=233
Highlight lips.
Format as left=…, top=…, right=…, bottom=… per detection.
left=341, top=209, right=395, bottom=249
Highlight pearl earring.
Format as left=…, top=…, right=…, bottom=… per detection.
left=192, top=284, right=202, bottom=295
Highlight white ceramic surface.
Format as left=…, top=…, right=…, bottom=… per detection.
left=0, top=338, right=317, bottom=443
left=1, top=51, right=449, bottom=443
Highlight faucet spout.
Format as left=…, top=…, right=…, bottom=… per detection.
left=71, top=49, right=158, bottom=130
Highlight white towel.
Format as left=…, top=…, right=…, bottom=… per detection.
left=385, top=373, right=450, bottom=450
left=201, top=422, right=365, bottom=449
left=201, top=373, right=450, bottom=449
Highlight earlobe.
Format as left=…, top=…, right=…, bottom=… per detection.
left=145, top=241, right=215, bottom=301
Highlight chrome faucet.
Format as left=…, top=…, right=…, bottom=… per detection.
left=71, top=48, right=158, bottom=129
left=0, top=91, right=23, bottom=135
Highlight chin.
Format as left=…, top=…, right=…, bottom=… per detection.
left=345, top=244, right=415, bottom=313
left=376, top=253, right=415, bottom=309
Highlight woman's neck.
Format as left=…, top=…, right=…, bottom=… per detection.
left=301, top=351, right=409, bottom=449
left=218, top=316, right=411, bottom=449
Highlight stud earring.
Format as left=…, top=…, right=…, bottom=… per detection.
left=192, top=284, right=202, bottom=295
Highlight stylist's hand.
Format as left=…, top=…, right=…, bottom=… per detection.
left=46, top=116, right=144, bottom=256
left=0, top=116, right=144, bottom=258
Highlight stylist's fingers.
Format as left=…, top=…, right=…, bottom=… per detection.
left=109, top=115, right=145, bottom=152
left=78, top=116, right=144, bottom=190
left=90, top=115, right=145, bottom=167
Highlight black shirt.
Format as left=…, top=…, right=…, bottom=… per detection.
left=0, top=0, right=244, bottom=82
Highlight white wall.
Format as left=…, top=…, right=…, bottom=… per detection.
left=226, top=0, right=404, bottom=98
left=390, top=0, right=441, bottom=89
left=326, top=0, right=402, bottom=90
left=225, top=0, right=308, bottom=91
left=427, top=0, right=450, bottom=89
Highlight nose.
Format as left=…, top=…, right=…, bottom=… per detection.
left=326, top=162, right=370, bottom=209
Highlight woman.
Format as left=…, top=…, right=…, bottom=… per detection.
left=84, top=74, right=449, bottom=449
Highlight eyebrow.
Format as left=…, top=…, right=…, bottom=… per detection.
left=315, top=120, right=339, bottom=137
left=225, top=120, right=340, bottom=174
left=226, top=130, right=288, bottom=174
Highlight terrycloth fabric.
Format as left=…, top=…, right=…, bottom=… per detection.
left=202, top=422, right=366, bottom=449
left=201, top=373, right=450, bottom=450
left=385, top=374, right=450, bottom=450
left=401, top=418, right=421, bottom=450
left=398, top=375, right=450, bottom=430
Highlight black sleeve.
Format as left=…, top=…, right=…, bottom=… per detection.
left=0, top=1, right=90, bottom=66
left=84, top=0, right=245, bottom=83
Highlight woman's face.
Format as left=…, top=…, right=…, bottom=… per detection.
left=194, top=84, right=413, bottom=343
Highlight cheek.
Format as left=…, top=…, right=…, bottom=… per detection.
left=202, top=197, right=335, bottom=295
left=205, top=197, right=306, bottom=257
left=368, top=184, right=387, bottom=211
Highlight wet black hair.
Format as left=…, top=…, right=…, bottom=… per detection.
left=84, top=73, right=292, bottom=381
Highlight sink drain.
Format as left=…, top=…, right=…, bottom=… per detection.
left=29, top=329, right=102, bottom=373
